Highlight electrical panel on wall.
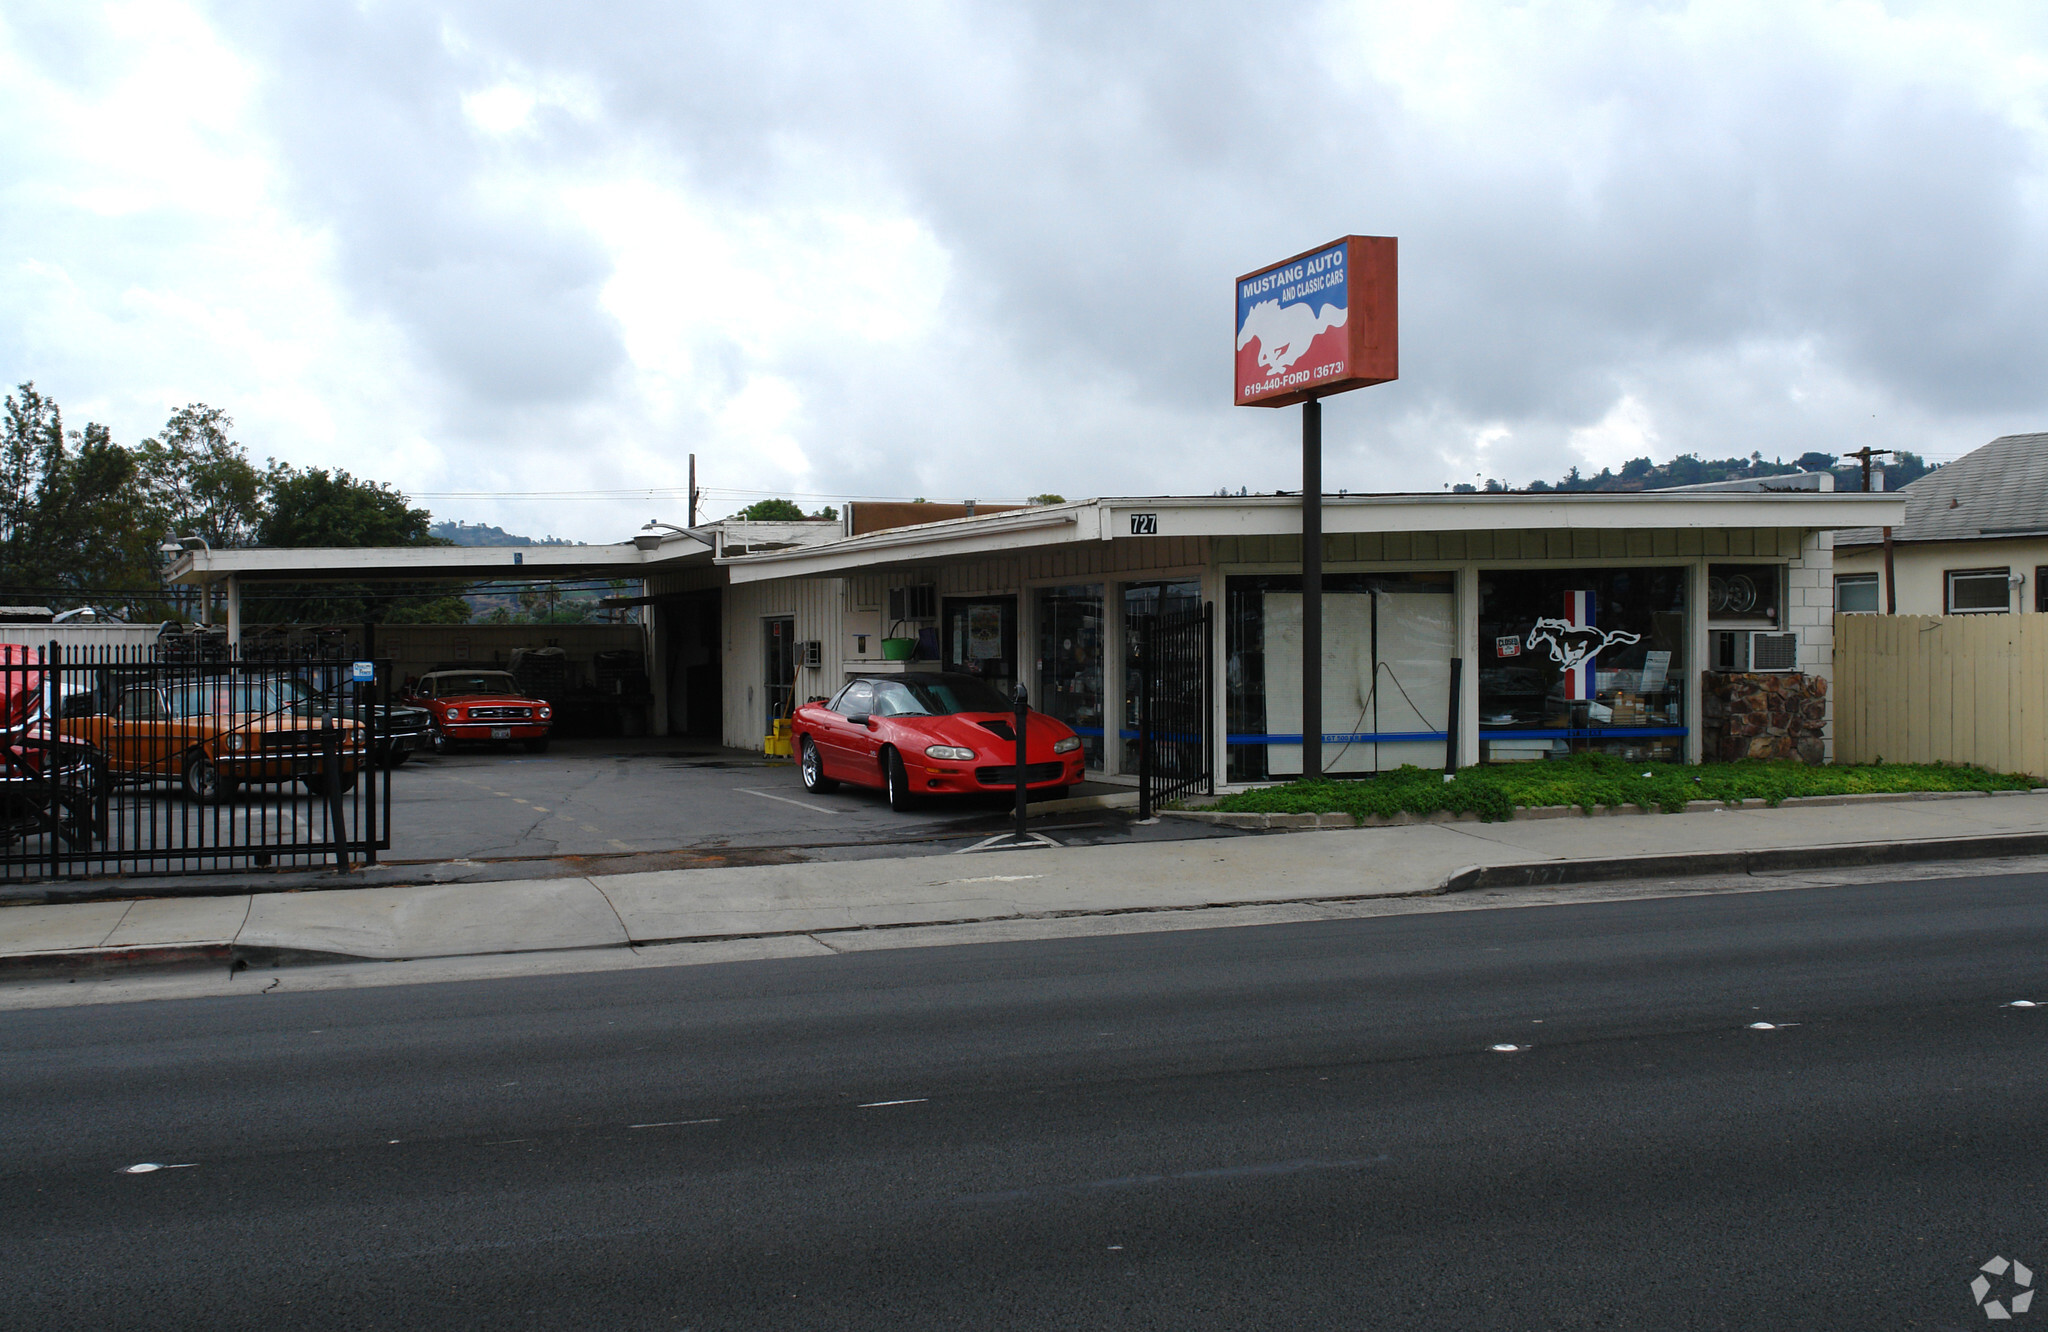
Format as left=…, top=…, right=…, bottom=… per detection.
left=799, top=640, right=823, bottom=668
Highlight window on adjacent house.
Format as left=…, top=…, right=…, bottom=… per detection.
left=2036, top=567, right=2047, bottom=613
left=1834, top=573, right=1880, bottom=613
left=1946, top=568, right=2011, bottom=614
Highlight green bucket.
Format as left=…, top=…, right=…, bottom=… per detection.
left=880, top=637, right=918, bottom=661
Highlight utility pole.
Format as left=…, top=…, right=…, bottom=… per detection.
left=688, top=453, right=698, bottom=527
left=1843, top=446, right=1895, bottom=493
left=1845, top=446, right=1899, bottom=613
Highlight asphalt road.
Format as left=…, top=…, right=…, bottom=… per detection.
left=4, top=873, right=2045, bottom=1329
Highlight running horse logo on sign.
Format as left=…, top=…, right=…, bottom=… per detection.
left=1236, top=241, right=1350, bottom=401
left=1526, top=592, right=1641, bottom=701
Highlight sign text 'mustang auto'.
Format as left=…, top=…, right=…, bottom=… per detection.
left=1234, top=235, right=1398, bottom=409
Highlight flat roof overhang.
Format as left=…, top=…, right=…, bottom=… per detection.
left=720, top=492, right=1909, bottom=583
left=163, top=535, right=716, bottom=586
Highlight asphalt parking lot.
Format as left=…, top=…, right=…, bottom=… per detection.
left=378, top=739, right=1213, bottom=866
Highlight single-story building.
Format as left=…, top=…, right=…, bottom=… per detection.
left=1834, top=432, right=2048, bottom=616
left=165, top=489, right=1902, bottom=783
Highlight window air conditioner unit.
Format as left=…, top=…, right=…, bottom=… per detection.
left=1720, top=627, right=1802, bottom=668
left=1713, top=630, right=1798, bottom=672
left=799, top=640, right=822, bottom=669
left=1751, top=632, right=1798, bottom=672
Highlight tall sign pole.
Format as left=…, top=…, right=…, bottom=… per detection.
left=1235, top=236, right=1398, bottom=781
left=1301, top=397, right=1322, bottom=779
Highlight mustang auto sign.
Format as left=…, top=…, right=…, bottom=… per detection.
left=1234, top=235, right=1398, bottom=408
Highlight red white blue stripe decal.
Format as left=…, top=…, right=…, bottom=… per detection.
left=1566, top=590, right=1595, bottom=700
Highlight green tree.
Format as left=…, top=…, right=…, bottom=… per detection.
left=0, top=382, right=68, bottom=588
left=259, top=465, right=438, bottom=548
left=737, top=497, right=808, bottom=521
left=134, top=404, right=267, bottom=549
left=384, top=594, right=474, bottom=625
left=0, top=383, right=163, bottom=614
left=1028, top=493, right=1066, bottom=505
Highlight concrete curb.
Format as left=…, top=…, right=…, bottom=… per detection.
left=1161, top=785, right=2048, bottom=830
left=11, top=827, right=2048, bottom=977
left=1430, top=829, right=2048, bottom=894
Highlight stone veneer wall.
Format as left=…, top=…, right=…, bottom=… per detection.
left=1702, top=671, right=1829, bottom=764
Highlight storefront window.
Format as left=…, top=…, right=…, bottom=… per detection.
left=1478, top=568, right=1686, bottom=762
left=1225, top=573, right=1454, bottom=782
left=1035, top=585, right=1105, bottom=768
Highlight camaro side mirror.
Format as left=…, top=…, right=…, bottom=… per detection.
left=842, top=713, right=870, bottom=727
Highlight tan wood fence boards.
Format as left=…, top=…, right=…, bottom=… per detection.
left=1835, top=613, right=2048, bottom=775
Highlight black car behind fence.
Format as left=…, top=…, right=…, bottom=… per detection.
left=0, top=642, right=397, bottom=882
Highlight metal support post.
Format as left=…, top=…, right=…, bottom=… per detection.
left=1443, top=657, right=1463, bottom=779
left=1012, top=684, right=1030, bottom=843
left=1137, top=624, right=1154, bottom=820
left=1301, top=397, right=1323, bottom=780
left=323, top=719, right=348, bottom=872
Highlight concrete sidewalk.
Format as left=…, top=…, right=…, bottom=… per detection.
left=3, top=788, right=2046, bottom=975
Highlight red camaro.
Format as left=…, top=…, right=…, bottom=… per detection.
left=793, top=672, right=1085, bottom=811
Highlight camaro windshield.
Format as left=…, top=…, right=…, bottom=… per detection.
left=434, top=674, right=519, bottom=697
left=866, top=674, right=1013, bottom=717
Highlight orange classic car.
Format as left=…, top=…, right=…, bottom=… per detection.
left=59, top=676, right=363, bottom=803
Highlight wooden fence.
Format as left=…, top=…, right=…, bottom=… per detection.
left=1834, top=613, right=2048, bottom=775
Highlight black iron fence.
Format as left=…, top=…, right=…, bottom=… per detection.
left=0, top=643, right=393, bottom=881
left=1137, top=601, right=1214, bottom=818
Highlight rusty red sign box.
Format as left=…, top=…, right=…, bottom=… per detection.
left=1234, top=235, right=1397, bottom=408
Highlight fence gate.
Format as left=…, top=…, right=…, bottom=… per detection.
left=0, top=643, right=392, bottom=883
left=1136, top=601, right=1214, bottom=818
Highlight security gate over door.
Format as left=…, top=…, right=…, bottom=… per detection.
left=1135, top=601, right=1213, bottom=818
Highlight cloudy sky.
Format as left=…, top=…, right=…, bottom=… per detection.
left=4, top=1, right=2047, bottom=540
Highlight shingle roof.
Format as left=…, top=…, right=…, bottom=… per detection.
left=1835, top=432, right=2048, bottom=547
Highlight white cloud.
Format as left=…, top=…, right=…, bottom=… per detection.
left=3, top=0, right=2048, bottom=539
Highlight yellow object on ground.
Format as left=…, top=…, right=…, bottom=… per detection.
left=764, top=718, right=793, bottom=757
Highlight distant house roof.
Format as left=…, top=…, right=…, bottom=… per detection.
left=1836, top=432, right=2048, bottom=548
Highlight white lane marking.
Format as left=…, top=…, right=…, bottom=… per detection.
left=122, top=1163, right=196, bottom=1174
left=628, top=1118, right=721, bottom=1129
left=739, top=788, right=843, bottom=815
left=1489, top=1044, right=1528, bottom=1053
left=858, top=1098, right=927, bottom=1108
left=955, top=874, right=1043, bottom=884
left=953, top=832, right=1060, bottom=854
left=2007, top=1000, right=2039, bottom=1008
left=1746, top=1022, right=1800, bottom=1030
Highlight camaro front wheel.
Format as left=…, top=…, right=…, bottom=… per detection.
left=884, top=749, right=919, bottom=812
left=800, top=737, right=837, bottom=793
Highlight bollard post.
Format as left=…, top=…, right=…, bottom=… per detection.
left=1012, top=684, right=1029, bottom=845
left=323, top=717, right=348, bottom=872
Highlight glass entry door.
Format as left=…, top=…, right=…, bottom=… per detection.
left=1035, top=585, right=1105, bottom=769
left=943, top=596, right=1017, bottom=699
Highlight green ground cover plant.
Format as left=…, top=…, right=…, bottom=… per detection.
left=1204, top=754, right=2041, bottom=823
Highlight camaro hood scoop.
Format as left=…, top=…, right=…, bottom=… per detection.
left=976, top=719, right=1018, bottom=741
